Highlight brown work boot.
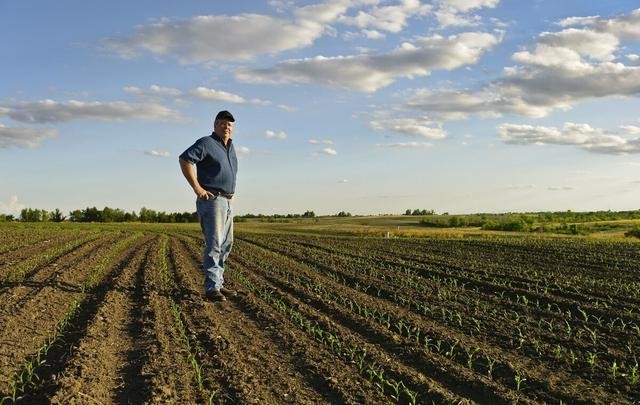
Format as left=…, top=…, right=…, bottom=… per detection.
left=220, top=287, right=237, bottom=297
left=205, top=290, right=226, bottom=302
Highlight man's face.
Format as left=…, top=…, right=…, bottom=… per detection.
left=215, top=119, right=234, bottom=138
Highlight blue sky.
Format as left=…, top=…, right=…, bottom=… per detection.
left=1, top=0, right=640, bottom=216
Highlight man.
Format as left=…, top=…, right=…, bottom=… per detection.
left=179, top=110, right=238, bottom=302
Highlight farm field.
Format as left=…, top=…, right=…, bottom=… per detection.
left=0, top=222, right=639, bottom=404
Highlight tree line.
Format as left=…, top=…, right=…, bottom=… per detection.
left=1, top=208, right=347, bottom=223
left=2, top=207, right=199, bottom=223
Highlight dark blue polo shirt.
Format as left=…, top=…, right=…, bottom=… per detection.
left=179, top=132, right=238, bottom=194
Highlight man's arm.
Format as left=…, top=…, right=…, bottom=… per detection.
left=179, top=158, right=213, bottom=200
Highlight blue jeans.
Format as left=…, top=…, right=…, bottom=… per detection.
left=196, top=196, right=233, bottom=292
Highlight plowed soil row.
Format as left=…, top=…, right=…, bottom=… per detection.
left=239, top=234, right=639, bottom=365
left=170, top=235, right=385, bottom=404
left=1, top=224, right=637, bottom=404
left=0, top=232, right=147, bottom=395
left=231, top=238, right=607, bottom=404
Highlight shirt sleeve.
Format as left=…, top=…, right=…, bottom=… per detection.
left=179, top=138, right=206, bottom=164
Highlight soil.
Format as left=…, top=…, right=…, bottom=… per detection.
left=0, top=225, right=638, bottom=404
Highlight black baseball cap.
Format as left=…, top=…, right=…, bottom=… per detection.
left=215, top=110, right=235, bottom=122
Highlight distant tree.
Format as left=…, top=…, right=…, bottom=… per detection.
left=405, top=209, right=412, bottom=215
left=123, top=210, right=139, bottom=222
left=0, top=214, right=15, bottom=222
left=83, top=207, right=103, bottom=222
left=336, top=211, right=351, bottom=217
left=21, top=208, right=48, bottom=222
left=302, top=210, right=315, bottom=218
left=139, top=206, right=158, bottom=222
left=49, top=208, right=66, bottom=222
left=69, top=209, right=84, bottom=222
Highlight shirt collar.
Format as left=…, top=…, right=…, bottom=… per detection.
left=211, top=131, right=232, bottom=146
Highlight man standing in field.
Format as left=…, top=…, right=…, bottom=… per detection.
left=179, top=110, right=238, bottom=302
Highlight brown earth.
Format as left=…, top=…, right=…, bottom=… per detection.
left=0, top=225, right=638, bottom=404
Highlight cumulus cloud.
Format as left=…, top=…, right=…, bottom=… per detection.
left=0, top=99, right=181, bottom=123
left=499, top=122, right=640, bottom=154
left=548, top=185, right=574, bottom=191
left=322, top=147, right=337, bottom=155
left=309, top=138, right=334, bottom=144
left=0, top=124, right=58, bottom=148
left=236, top=146, right=250, bottom=156
left=236, top=32, right=499, bottom=92
left=375, top=141, right=433, bottom=148
left=145, top=149, right=170, bottom=157
left=369, top=118, right=447, bottom=139
left=278, top=104, right=298, bottom=112
left=338, top=0, right=432, bottom=34
left=620, top=125, right=640, bottom=135
left=0, top=195, right=25, bottom=216
left=124, top=85, right=182, bottom=97
left=506, top=184, right=537, bottom=190
left=265, top=130, right=287, bottom=140
left=103, top=0, right=357, bottom=64
left=437, top=0, right=500, bottom=13
left=191, top=87, right=249, bottom=103
left=404, top=8, right=640, bottom=120
left=125, top=84, right=271, bottom=105
left=434, top=0, right=500, bottom=28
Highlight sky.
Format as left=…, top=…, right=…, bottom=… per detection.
left=1, top=0, right=640, bottom=216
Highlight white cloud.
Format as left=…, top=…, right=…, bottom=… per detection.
left=628, top=54, right=640, bottom=63
left=499, top=122, right=640, bottom=154
left=190, top=87, right=247, bottom=104
left=369, top=118, right=447, bottom=139
left=0, top=195, right=25, bottom=216
left=556, top=15, right=600, bottom=27
left=322, top=147, right=337, bottom=155
left=309, top=138, right=334, bottom=144
left=620, top=125, right=640, bottom=135
left=124, top=85, right=182, bottom=97
left=548, top=185, right=574, bottom=191
left=236, top=146, right=250, bottom=156
left=278, top=104, right=298, bottom=112
left=338, top=0, right=432, bottom=34
left=437, top=0, right=500, bottom=13
left=104, top=0, right=356, bottom=64
left=363, top=29, right=385, bottom=39
left=145, top=149, right=170, bottom=157
left=506, top=184, right=537, bottom=190
left=265, top=130, right=287, bottom=140
left=236, top=32, right=499, bottom=92
left=125, top=85, right=271, bottom=105
left=557, top=8, right=640, bottom=39
left=375, top=141, right=433, bottom=148
left=0, top=99, right=181, bottom=123
left=338, top=178, right=349, bottom=183
left=0, top=123, right=58, bottom=148
left=434, top=10, right=480, bottom=28
left=403, top=8, right=640, bottom=120
left=434, top=0, right=500, bottom=28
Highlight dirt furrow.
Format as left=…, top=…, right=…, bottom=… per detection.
left=139, top=236, right=201, bottom=404
left=234, top=237, right=618, bottom=404
left=0, top=234, right=147, bottom=396
left=0, top=233, right=123, bottom=319
left=48, top=238, right=154, bottom=404
left=171, top=236, right=377, bottom=404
